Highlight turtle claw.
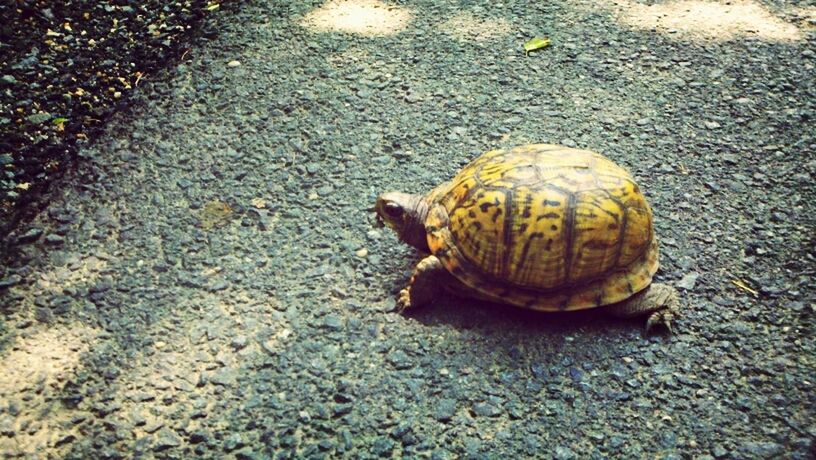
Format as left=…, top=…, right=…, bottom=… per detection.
left=396, top=288, right=412, bottom=312
left=645, top=309, right=675, bottom=335
left=394, top=255, right=448, bottom=313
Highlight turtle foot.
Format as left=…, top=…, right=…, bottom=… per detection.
left=645, top=308, right=675, bottom=335
left=394, top=255, right=449, bottom=313
left=396, top=287, right=413, bottom=312
left=605, top=283, right=680, bottom=334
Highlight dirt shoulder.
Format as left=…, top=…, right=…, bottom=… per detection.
left=0, top=0, right=228, bottom=241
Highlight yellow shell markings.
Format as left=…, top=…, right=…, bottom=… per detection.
left=424, top=144, right=659, bottom=311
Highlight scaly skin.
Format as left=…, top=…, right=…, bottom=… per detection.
left=604, top=283, right=680, bottom=333
left=396, top=255, right=451, bottom=312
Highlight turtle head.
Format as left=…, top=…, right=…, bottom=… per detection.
left=375, top=192, right=430, bottom=253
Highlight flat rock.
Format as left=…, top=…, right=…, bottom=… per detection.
left=677, top=272, right=700, bottom=291
left=153, top=428, right=182, bottom=451
left=0, top=275, right=22, bottom=289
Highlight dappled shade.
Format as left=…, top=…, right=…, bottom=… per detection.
left=300, top=0, right=413, bottom=36
left=0, top=325, right=99, bottom=454
left=611, top=0, right=804, bottom=42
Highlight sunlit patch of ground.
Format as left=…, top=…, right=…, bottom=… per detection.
left=0, top=324, right=100, bottom=457
left=604, top=0, right=804, bottom=42
left=300, top=0, right=413, bottom=36
left=788, top=6, right=816, bottom=30
left=438, top=12, right=514, bottom=42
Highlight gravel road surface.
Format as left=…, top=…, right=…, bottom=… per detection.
left=1, top=0, right=814, bottom=458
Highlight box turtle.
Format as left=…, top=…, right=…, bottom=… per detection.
left=375, top=144, right=679, bottom=332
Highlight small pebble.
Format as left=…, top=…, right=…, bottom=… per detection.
left=434, top=399, right=457, bottom=422
left=44, top=234, right=65, bottom=245
left=677, top=272, right=699, bottom=291
left=0, top=275, right=22, bottom=289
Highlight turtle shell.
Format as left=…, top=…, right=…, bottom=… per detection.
left=424, top=144, right=659, bottom=311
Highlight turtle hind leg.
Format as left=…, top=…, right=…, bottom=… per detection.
left=605, top=283, right=680, bottom=334
left=397, top=255, right=455, bottom=311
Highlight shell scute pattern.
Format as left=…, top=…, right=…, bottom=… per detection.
left=425, top=144, right=659, bottom=311
left=504, top=185, right=569, bottom=287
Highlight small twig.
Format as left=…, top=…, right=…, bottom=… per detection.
left=724, top=271, right=759, bottom=296
left=730, top=279, right=758, bottom=297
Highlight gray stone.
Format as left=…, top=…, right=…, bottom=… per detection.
left=26, top=112, right=51, bottom=124
left=434, top=399, right=457, bottom=422
left=231, top=335, right=248, bottom=350
left=333, top=403, right=353, bottom=417
left=0, top=416, right=15, bottom=437
left=371, top=437, right=395, bottom=456
left=712, top=444, right=729, bottom=458
left=210, top=368, right=238, bottom=386
left=0, top=275, right=22, bottom=289
left=35, top=307, right=54, bottom=323
left=322, top=315, right=344, bottom=331
left=472, top=402, right=502, bottom=417
left=16, top=228, right=43, bottom=244
left=387, top=349, right=412, bottom=369
left=554, top=446, right=577, bottom=460
left=44, top=234, right=65, bottom=245
left=224, top=433, right=245, bottom=451
left=737, top=442, right=784, bottom=459
left=677, top=272, right=699, bottom=291
left=143, top=420, right=164, bottom=434
left=234, top=448, right=264, bottom=460
left=153, top=428, right=182, bottom=451
left=208, top=280, right=229, bottom=292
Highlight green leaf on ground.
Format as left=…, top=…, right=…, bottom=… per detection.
left=523, top=37, right=551, bottom=55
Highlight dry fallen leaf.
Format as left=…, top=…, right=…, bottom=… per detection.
left=200, top=200, right=233, bottom=230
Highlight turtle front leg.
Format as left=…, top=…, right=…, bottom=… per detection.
left=397, top=255, right=453, bottom=312
left=605, top=283, right=680, bottom=334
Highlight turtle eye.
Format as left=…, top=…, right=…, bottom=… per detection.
left=383, top=202, right=404, bottom=219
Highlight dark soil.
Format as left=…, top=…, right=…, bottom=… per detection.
left=0, top=0, right=228, bottom=239
left=1, top=0, right=815, bottom=458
